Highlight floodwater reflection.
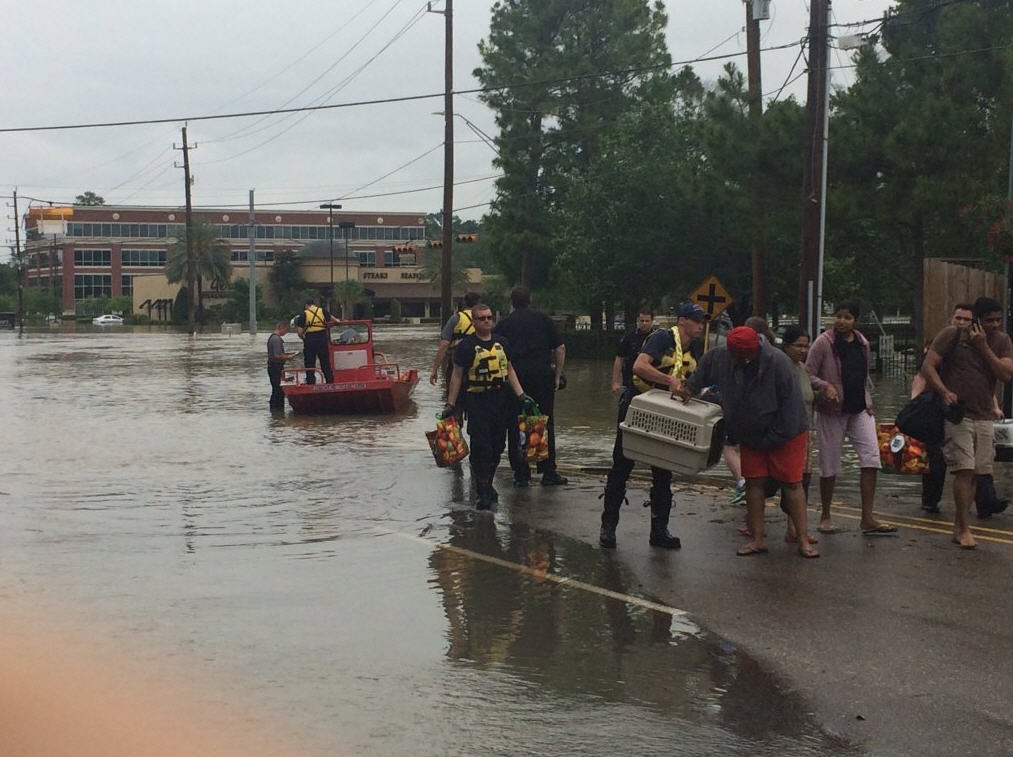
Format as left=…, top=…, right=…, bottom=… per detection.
left=428, top=511, right=855, bottom=755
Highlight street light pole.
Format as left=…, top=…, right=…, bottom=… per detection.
left=319, top=202, right=341, bottom=309
left=338, top=221, right=356, bottom=319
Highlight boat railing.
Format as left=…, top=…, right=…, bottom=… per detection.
left=282, top=367, right=325, bottom=385
left=372, top=362, right=401, bottom=380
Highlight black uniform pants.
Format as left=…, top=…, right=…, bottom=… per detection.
left=303, top=331, right=332, bottom=384
left=603, top=389, right=673, bottom=520
left=921, top=443, right=946, bottom=507
left=465, top=389, right=510, bottom=483
left=508, top=362, right=558, bottom=478
left=268, top=361, right=285, bottom=408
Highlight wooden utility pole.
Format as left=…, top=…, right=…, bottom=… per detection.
left=248, top=189, right=257, bottom=334
left=175, top=126, right=197, bottom=333
left=746, top=0, right=768, bottom=317
left=12, top=188, right=24, bottom=333
left=439, top=0, right=454, bottom=321
left=798, top=0, right=830, bottom=334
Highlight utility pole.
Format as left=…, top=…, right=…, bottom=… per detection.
left=248, top=190, right=257, bottom=334
left=12, top=188, right=24, bottom=333
left=174, top=126, right=197, bottom=333
left=746, top=0, right=768, bottom=317
left=798, top=0, right=830, bottom=334
left=429, top=0, right=454, bottom=321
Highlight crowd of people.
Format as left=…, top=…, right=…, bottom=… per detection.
left=269, top=290, right=1012, bottom=554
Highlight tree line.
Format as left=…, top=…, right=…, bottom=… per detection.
left=469, top=0, right=1013, bottom=330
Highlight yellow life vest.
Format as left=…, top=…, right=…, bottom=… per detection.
left=450, top=309, right=475, bottom=349
left=303, top=305, right=326, bottom=333
left=465, top=340, right=509, bottom=392
left=632, top=326, right=691, bottom=393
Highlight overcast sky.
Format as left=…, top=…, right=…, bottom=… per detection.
left=1, top=0, right=895, bottom=256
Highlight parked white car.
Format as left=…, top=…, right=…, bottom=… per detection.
left=92, top=314, right=124, bottom=325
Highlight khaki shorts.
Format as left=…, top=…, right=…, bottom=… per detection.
left=943, top=418, right=994, bottom=475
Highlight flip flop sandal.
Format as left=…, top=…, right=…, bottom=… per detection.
left=861, top=525, right=898, bottom=535
left=797, top=546, right=820, bottom=559
left=736, top=545, right=768, bottom=556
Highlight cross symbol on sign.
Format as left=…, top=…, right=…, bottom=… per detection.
left=690, top=275, right=733, bottom=318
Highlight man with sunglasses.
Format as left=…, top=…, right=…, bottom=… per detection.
left=443, top=303, right=531, bottom=510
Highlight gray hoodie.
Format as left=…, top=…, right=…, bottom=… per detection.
left=687, top=342, right=808, bottom=450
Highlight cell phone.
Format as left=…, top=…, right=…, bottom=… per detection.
left=972, top=316, right=980, bottom=328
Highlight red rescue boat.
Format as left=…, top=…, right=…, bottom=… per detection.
left=282, top=320, right=419, bottom=414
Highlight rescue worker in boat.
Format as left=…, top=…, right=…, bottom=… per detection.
left=429, top=292, right=481, bottom=388
left=598, top=301, right=708, bottom=550
left=442, top=303, right=532, bottom=510
left=267, top=321, right=298, bottom=409
left=294, top=296, right=339, bottom=385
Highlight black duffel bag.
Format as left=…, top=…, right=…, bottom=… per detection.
left=895, top=391, right=965, bottom=446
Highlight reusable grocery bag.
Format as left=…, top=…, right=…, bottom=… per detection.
left=426, top=415, right=469, bottom=467
left=517, top=396, right=550, bottom=463
left=877, top=423, right=929, bottom=475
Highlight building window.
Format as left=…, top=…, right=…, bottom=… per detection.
left=358, top=251, right=376, bottom=267
left=121, top=249, right=166, bottom=267
left=74, top=249, right=112, bottom=267
left=74, top=274, right=112, bottom=300
left=121, top=275, right=133, bottom=296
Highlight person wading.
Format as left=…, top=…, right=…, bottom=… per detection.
left=494, top=286, right=568, bottom=486
left=442, top=303, right=531, bottom=510
left=266, top=321, right=297, bottom=409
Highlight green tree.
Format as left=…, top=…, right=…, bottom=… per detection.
left=0, top=262, right=16, bottom=295
left=475, top=0, right=672, bottom=289
left=268, top=249, right=306, bottom=316
left=74, top=191, right=105, bottom=206
left=829, top=0, right=1013, bottom=336
left=165, top=218, right=232, bottom=322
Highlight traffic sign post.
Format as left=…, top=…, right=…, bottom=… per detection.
left=690, top=275, right=734, bottom=352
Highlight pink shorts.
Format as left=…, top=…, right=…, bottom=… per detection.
left=817, top=410, right=881, bottom=477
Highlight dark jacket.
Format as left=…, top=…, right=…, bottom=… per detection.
left=687, top=343, right=808, bottom=450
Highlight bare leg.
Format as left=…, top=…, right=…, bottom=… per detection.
left=819, top=475, right=836, bottom=531
left=858, top=467, right=883, bottom=529
left=783, top=483, right=818, bottom=557
left=737, top=478, right=768, bottom=555
left=723, top=445, right=742, bottom=481
left=952, top=470, right=977, bottom=548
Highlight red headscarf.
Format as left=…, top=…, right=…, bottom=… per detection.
left=726, top=326, right=760, bottom=355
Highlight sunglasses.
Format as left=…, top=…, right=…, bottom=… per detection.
left=474, top=315, right=494, bottom=321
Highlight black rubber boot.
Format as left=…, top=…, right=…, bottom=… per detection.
left=599, top=485, right=625, bottom=549
left=475, top=481, right=494, bottom=510
left=648, top=489, right=681, bottom=549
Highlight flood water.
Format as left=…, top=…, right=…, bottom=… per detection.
left=0, top=325, right=870, bottom=755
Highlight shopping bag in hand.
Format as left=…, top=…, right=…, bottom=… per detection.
left=517, top=396, right=550, bottom=463
left=426, top=415, right=469, bottom=467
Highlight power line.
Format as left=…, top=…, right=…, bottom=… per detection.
left=0, top=41, right=806, bottom=135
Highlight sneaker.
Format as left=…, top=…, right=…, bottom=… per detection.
left=730, top=483, right=746, bottom=505
left=513, top=476, right=531, bottom=488
left=921, top=502, right=941, bottom=514
left=540, top=472, right=568, bottom=486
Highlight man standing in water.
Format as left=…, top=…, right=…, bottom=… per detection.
left=429, top=292, right=481, bottom=387
left=921, top=297, right=1012, bottom=549
left=443, top=303, right=530, bottom=510
left=611, top=307, right=656, bottom=398
left=266, top=322, right=297, bottom=409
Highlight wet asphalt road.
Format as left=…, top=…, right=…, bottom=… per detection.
left=518, top=469, right=1013, bottom=757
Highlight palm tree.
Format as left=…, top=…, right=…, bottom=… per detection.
left=166, top=219, right=232, bottom=321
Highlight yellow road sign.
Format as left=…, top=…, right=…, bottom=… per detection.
left=690, top=275, right=733, bottom=318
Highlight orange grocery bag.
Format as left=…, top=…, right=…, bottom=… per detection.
left=426, top=415, right=469, bottom=467
left=518, top=396, right=550, bottom=463
left=877, top=423, right=929, bottom=475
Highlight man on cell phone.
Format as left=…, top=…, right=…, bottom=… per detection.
left=921, top=297, right=1013, bottom=549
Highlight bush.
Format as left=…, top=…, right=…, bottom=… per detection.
left=389, top=298, right=402, bottom=323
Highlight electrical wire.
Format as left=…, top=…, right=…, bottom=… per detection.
left=0, top=40, right=807, bottom=135
left=337, top=143, right=443, bottom=199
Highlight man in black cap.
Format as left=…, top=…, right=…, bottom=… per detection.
left=598, top=302, right=706, bottom=550
left=494, top=286, right=568, bottom=486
